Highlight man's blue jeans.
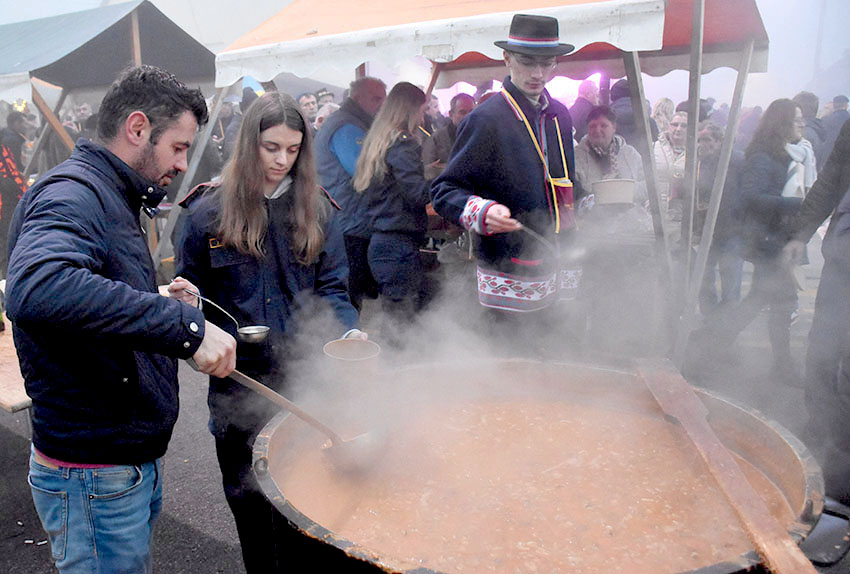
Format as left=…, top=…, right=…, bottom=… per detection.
left=28, top=450, right=163, bottom=574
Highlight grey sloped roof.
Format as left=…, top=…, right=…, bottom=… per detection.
left=0, top=0, right=214, bottom=102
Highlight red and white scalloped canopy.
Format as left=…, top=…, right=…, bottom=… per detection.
left=215, top=0, right=768, bottom=89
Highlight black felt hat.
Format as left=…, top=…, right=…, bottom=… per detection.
left=494, top=14, right=574, bottom=57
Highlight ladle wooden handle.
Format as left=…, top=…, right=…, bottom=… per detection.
left=183, top=287, right=240, bottom=331
left=227, top=369, right=345, bottom=445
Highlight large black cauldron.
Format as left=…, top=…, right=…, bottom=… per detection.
left=252, top=359, right=823, bottom=573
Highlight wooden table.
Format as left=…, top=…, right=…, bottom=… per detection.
left=0, top=315, right=30, bottom=414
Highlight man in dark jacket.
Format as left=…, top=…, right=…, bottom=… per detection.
left=0, top=111, right=27, bottom=169
left=432, top=14, right=580, bottom=334
left=569, top=79, right=598, bottom=142
left=0, top=143, right=26, bottom=279
left=422, top=92, right=475, bottom=180
left=694, top=121, right=745, bottom=315
left=314, top=76, right=386, bottom=311
left=822, top=95, right=849, bottom=161
left=793, top=91, right=826, bottom=168
left=5, top=65, right=236, bottom=574
left=784, top=119, right=850, bottom=504
left=609, top=79, right=658, bottom=146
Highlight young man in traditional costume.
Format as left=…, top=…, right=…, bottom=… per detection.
left=431, top=14, right=583, bottom=353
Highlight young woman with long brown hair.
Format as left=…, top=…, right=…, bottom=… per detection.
left=170, top=91, right=360, bottom=572
left=353, top=82, right=430, bottom=332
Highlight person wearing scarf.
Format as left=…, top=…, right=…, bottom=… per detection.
left=574, top=105, right=647, bottom=206
left=654, top=111, right=688, bottom=222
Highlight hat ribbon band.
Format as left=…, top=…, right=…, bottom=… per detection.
left=507, top=36, right=559, bottom=48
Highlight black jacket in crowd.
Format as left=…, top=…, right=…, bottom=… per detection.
left=363, top=132, right=430, bottom=238
left=793, top=119, right=850, bottom=263
left=739, top=150, right=803, bottom=261
left=569, top=96, right=595, bottom=142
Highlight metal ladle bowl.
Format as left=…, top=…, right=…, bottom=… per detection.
left=184, top=288, right=270, bottom=343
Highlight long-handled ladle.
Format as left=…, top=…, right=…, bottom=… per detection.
left=184, top=287, right=270, bottom=344
left=185, top=358, right=381, bottom=473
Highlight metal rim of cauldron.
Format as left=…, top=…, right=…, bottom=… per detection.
left=251, top=359, right=824, bottom=574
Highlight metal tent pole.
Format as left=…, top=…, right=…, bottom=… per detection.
left=681, top=0, right=705, bottom=294
left=673, top=40, right=755, bottom=368
left=130, top=9, right=142, bottom=66
left=623, top=51, right=674, bottom=353
left=623, top=52, right=669, bottom=253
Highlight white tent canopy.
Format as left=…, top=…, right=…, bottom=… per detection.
left=216, top=0, right=666, bottom=89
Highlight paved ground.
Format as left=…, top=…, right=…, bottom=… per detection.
left=1, top=234, right=849, bottom=573
left=0, top=364, right=245, bottom=574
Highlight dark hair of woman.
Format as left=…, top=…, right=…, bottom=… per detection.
left=586, top=105, right=617, bottom=126
left=745, top=98, right=801, bottom=162
left=217, top=91, right=327, bottom=264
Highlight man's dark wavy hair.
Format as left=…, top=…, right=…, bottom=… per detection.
left=97, top=65, right=208, bottom=145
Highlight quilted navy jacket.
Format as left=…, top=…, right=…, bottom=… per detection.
left=6, top=140, right=206, bottom=464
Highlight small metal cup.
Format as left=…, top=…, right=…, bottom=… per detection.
left=322, top=338, right=381, bottom=362
left=237, top=325, right=271, bottom=344
left=322, top=338, right=381, bottom=394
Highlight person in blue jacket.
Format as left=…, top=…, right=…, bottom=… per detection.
left=6, top=65, right=236, bottom=574
left=352, top=82, right=430, bottom=333
left=315, top=77, right=387, bottom=311
left=172, top=91, right=362, bottom=573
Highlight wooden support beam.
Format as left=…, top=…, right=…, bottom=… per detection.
left=130, top=10, right=142, bottom=66
left=153, top=85, right=233, bottom=267
left=23, top=89, right=67, bottom=179
left=681, top=0, right=705, bottom=292
left=31, top=84, right=74, bottom=152
left=673, top=41, right=754, bottom=368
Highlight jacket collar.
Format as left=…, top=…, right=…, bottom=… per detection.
left=73, top=139, right=168, bottom=214
left=340, top=98, right=375, bottom=129
left=503, top=77, right=552, bottom=120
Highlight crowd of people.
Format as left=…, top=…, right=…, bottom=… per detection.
left=2, top=10, right=850, bottom=574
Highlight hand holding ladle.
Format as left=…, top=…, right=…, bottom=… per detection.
left=168, top=277, right=270, bottom=343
